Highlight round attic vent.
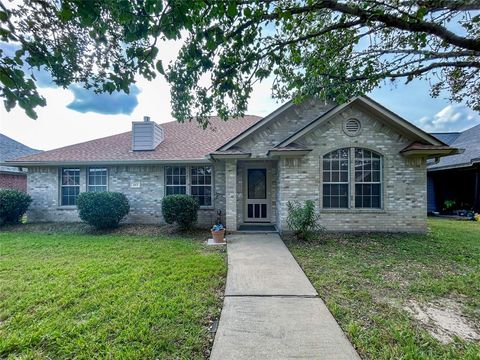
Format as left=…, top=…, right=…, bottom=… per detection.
left=343, top=118, right=361, bottom=136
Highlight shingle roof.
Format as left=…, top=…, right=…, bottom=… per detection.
left=430, top=132, right=461, bottom=145
left=0, top=134, right=41, bottom=162
left=8, top=116, right=262, bottom=164
left=428, top=123, right=480, bottom=170
left=0, top=134, right=41, bottom=172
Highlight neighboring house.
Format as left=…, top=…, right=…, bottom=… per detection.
left=7, top=97, right=458, bottom=232
left=428, top=123, right=480, bottom=213
left=0, top=134, right=41, bottom=192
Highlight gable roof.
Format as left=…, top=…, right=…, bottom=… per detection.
left=0, top=134, right=41, bottom=163
left=217, top=100, right=295, bottom=151
left=7, top=116, right=261, bottom=165
left=275, top=96, right=445, bottom=148
left=428, top=123, right=480, bottom=171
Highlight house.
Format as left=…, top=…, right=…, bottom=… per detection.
left=6, top=96, right=459, bottom=233
left=0, top=134, right=41, bottom=192
left=428, top=123, right=480, bottom=213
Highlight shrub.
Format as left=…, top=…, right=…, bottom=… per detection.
left=286, top=200, right=324, bottom=241
left=162, top=194, right=199, bottom=230
left=77, top=192, right=130, bottom=229
left=0, top=189, right=32, bottom=225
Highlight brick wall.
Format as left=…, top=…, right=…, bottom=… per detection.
left=275, top=103, right=427, bottom=233
left=26, top=164, right=225, bottom=227
left=236, top=99, right=334, bottom=158
left=0, top=172, right=27, bottom=192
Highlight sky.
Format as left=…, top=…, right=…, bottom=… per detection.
left=1, top=43, right=479, bottom=151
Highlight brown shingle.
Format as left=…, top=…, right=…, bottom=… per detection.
left=10, top=116, right=262, bottom=164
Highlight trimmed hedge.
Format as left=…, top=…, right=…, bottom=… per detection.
left=0, top=189, right=32, bottom=225
left=77, top=192, right=130, bottom=229
left=162, top=194, right=199, bottom=229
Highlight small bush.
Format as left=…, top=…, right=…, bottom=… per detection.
left=0, top=189, right=32, bottom=225
left=162, top=195, right=199, bottom=230
left=77, top=192, right=130, bottom=229
left=286, top=200, right=324, bottom=241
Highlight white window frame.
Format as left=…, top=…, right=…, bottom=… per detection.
left=87, top=167, right=108, bottom=193
left=60, top=168, right=80, bottom=206
left=322, top=149, right=350, bottom=209
left=164, top=165, right=214, bottom=209
left=190, top=165, right=213, bottom=208
left=322, top=148, right=383, bottom=210
left=165, top=166, right=187, bottom=195
left=354, top=149, right=382, bottom=209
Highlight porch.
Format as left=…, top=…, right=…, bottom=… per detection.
left=224, top=159, right=279, bottom=231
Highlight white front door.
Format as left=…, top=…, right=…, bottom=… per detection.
left=245, top=166, right=270, bottom=222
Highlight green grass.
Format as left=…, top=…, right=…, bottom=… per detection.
left=0, top=231, right=226, bottom=359
left=287, top=219, right=480, bottom=359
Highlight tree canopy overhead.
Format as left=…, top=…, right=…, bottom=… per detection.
left=1, top=0, right=479, bottom=125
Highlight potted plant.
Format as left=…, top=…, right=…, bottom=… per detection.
left=211, top=223, right=226, bottom=243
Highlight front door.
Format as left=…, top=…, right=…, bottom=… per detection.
left=245, top=167, right=270, bottom=222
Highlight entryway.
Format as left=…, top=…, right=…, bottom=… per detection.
left=244, top=162, right=272, bottom=223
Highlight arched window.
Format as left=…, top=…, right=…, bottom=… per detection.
left=322, top=148, right=382, bottom=209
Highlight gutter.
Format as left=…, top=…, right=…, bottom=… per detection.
left=4, top=158, right=213, bottom=167
left=428, top=158, right=480, bottom=172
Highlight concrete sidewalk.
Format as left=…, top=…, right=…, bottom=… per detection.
left=210, top=233, right=360, bottom=360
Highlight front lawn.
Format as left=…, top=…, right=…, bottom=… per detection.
left=0, top=231, right=226, bottom=359
left=287, top=219, right=480, bottom=359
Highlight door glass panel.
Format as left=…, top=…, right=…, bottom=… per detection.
left=248, top=169, right=266, bottom=199
left=248, top=204, right=253, bottom=218
left=254, top=204, right=260, bottom=218
left=261, top=204, right=267, bottom=218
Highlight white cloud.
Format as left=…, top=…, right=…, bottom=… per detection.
left=418, top=104, right=480, bottom=133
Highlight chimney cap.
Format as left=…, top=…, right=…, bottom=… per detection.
left=143, top=116, right=150, bottom=122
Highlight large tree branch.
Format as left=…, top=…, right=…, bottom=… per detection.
left=245, top=0, right=479, bottom=52
left=349, top=61, right=480, bottom=81
left=314, top=0, right=480, bottom=52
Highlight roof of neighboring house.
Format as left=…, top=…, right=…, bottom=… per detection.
left=428, top=123, right=480, bottom=171
left=0, top=134, right=42, bottom=172
left=430, top=132, right=461, bottom=145
left=8, top=116, right=262, bottom=165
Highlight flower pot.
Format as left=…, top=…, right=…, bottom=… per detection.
left=211, top=229, right=226, bottom=243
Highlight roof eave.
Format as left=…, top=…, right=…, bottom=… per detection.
left=267, top=149, right=312, bottom=158
left=208, top=153, right=252, bottom=160
left=5, top=158, right=213, bottom=167
left=400, top=148, right=462, bottom=158
left=428, top=158, right=480, bottom=172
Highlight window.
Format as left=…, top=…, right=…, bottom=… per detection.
left=355, top=149, right=381, bottom=208
left=61, top=168, right=80, bottom=206
left=322, top=148, right=382, bottom=209
left=191, top=166, right=212, bottom=207
left=88, top=168, right=107, bottom=192
left=165, top=166, right=187, bottom=195
left=164, top=165, right=214, bottom=207
left=322, top=148, right=349, bottom=208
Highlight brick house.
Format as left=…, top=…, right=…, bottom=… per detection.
left=6, top=97, right=458, bottom=232
left=0, top=134, right=41, bottom=192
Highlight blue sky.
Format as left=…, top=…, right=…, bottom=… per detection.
left=1, top=40, right=479, bottom=150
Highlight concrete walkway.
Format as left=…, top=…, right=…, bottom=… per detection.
left=210, top=233, right=360, bottom=360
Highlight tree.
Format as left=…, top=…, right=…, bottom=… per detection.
left=1, top=1, right=479, bottom=124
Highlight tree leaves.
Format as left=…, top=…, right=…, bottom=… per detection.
left=0, top=0, right=479, bottom=123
